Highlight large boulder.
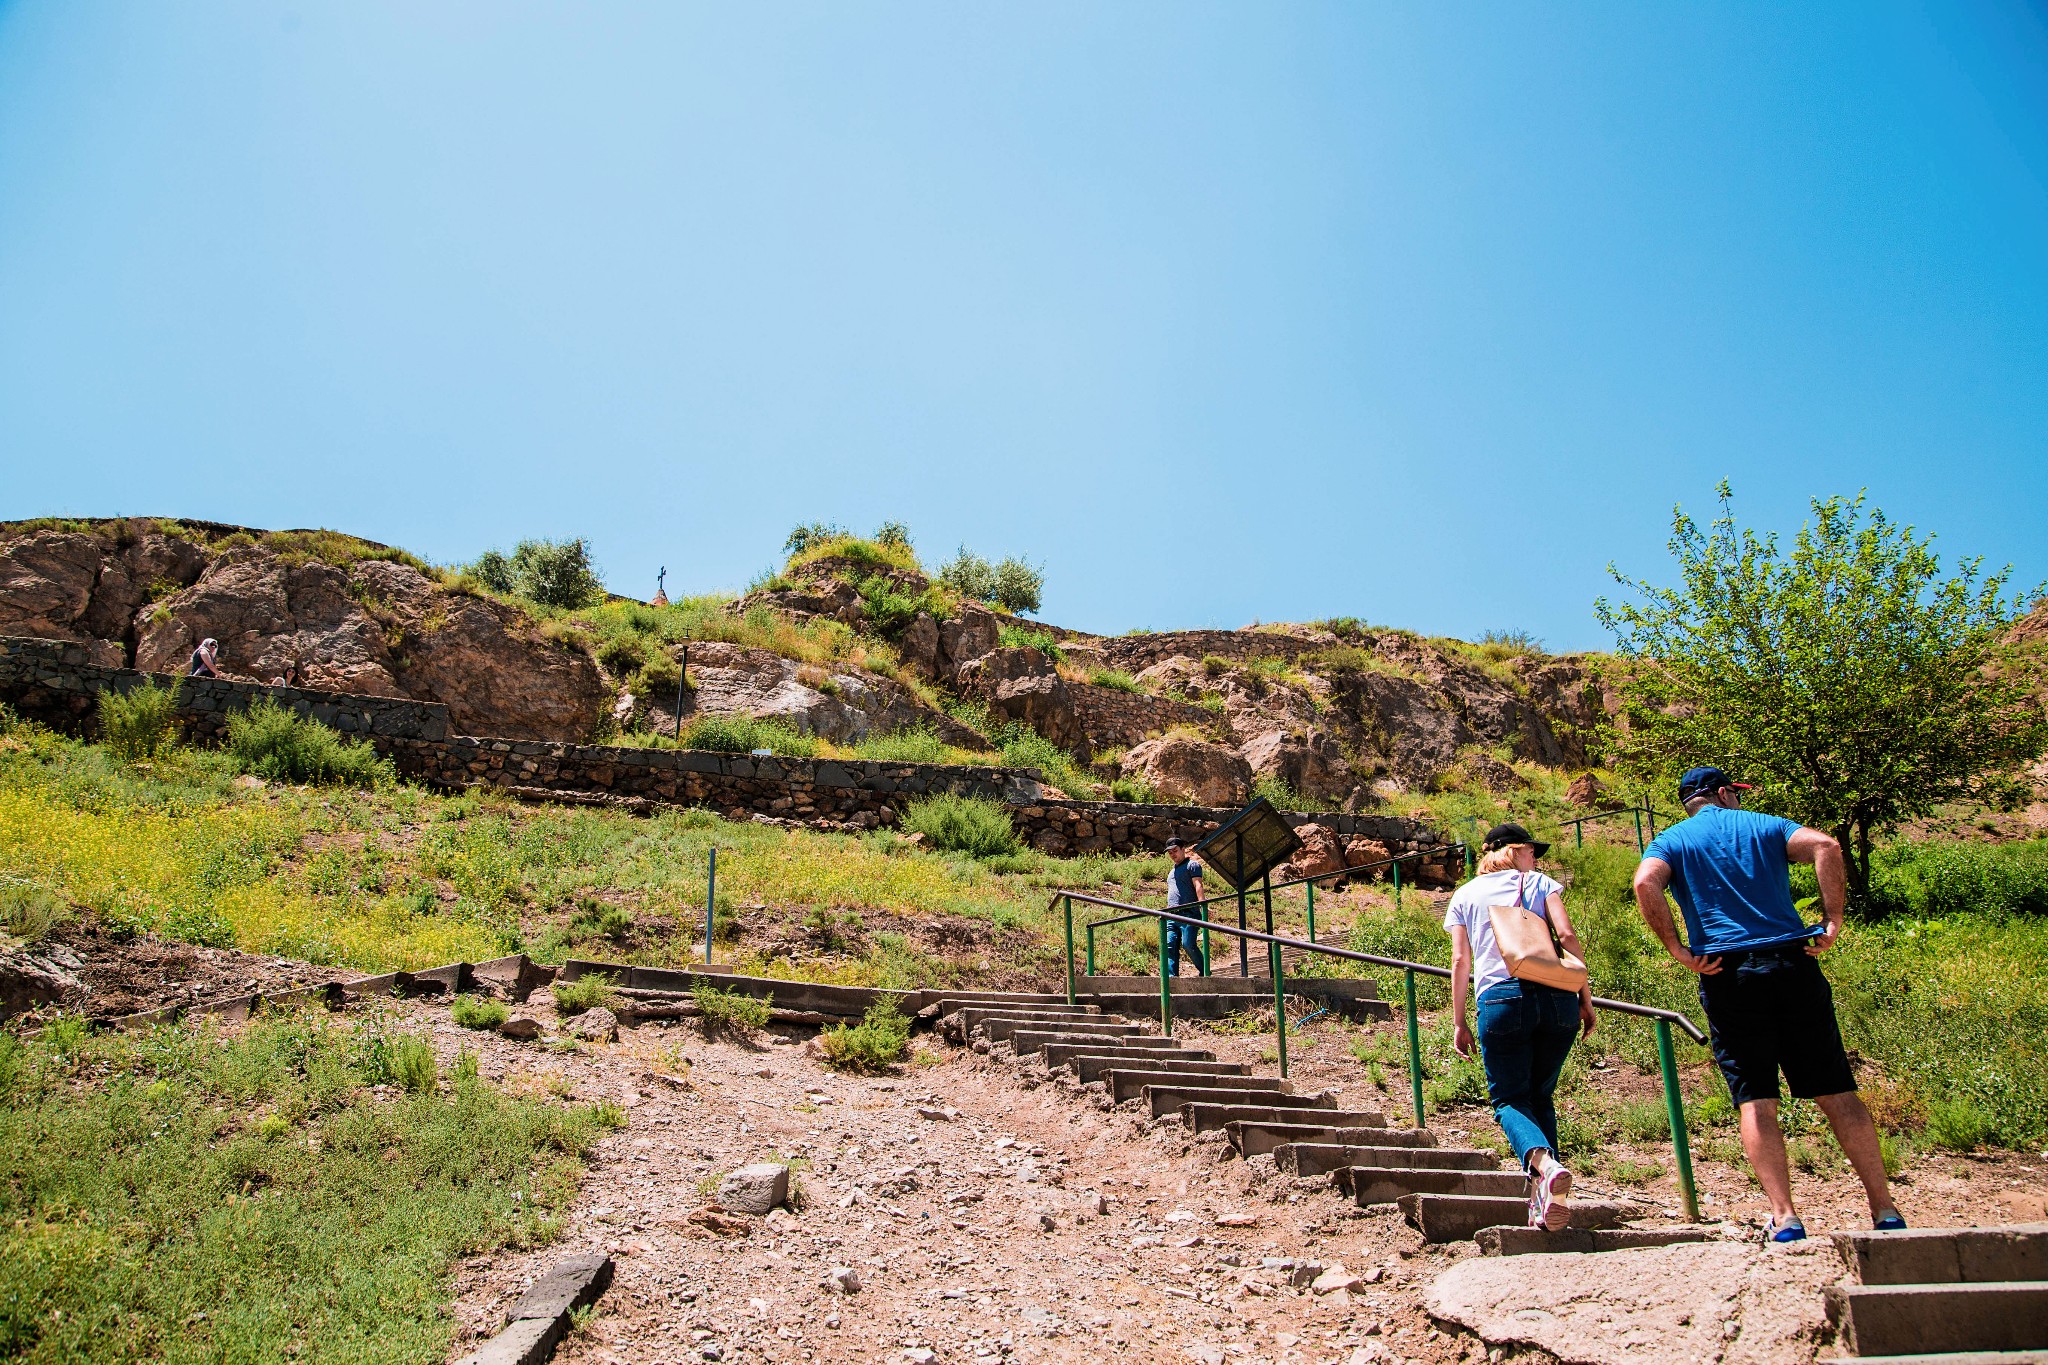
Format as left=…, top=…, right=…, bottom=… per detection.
left=1123, top=735, right=1252, bottom=807
left=937, top=604, right=1002, bottom=681
left=1239, top=728, right=1355, bottom=803
left=1275, top=822, right=1347, bottom=883
left=0, top=528, right=213, bottom=666
left=0, top=531, right=105, bottom=642
left=653, top=641, right=981, bottom=747
left=957, top=646, right=1085, bottom=757
left=134, top=551, right=608, bottom=741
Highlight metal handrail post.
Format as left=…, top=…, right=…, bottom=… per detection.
left=1404, top=968, right=1424, bottom=1127
left=704, top=847, right=717, bottom=965
left=1157, top=918, right=1173, bottom=1037
left=1646, top=806, right=1658, bottom=840
left=1065, top=896, right=1078, bottom=1006
left=1270, top=936, right=1288, bottom=1078
left=1392, top=857, right=1402, bottom=913
left=1201, top=916, right=1211, bottom=977
left=1656, top=1019, right=1700, bottom=1222
left=1235, top=831, right=1250, bottom=977
left=1633, top=809, right=1644, bottom=853
left=1305, top=881, right=1316, bottom=945
left=1084, top=917, right=1097, bottom=978
left=1575, top=817, right=1583, bottom=849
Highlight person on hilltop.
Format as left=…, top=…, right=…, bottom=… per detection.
left=1163, top=837, right=1207, bottom=976
left=1444, top=823, right=1596, bottom=1230
left=1633, top=766, right=1905, bottom=1243
left=186, top=637, right=220, bottom=678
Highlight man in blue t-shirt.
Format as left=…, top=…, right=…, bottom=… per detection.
left=1634, top=767, right=1904, bottom=1243
left=1163, top=837, right=1206, bottom=976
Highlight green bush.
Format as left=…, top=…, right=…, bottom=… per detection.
left=997, top=624, right=1064, bottom=661
left=693, top=982, right=772, bottom=1035
left=1089, top=669, right=1143, bottom=693
left=0, top=880, right=68, bottom=946
left=1109, top=774, right=1157, bottom=804
left=97, top=679, right=180, bottom=762
left=388, top=1035, right=440, bottom=1094
left=820, top=1002, right=911, bottom=1073
left=552, top=973, right=621, bottom=1016
left=225, top=699, right=395, bottom=787
left=451, top=995, right=509, bottom=1031
left=903, top=793, right=1020, bottom=858
left=1844, top=839, right=2048, bottom=919
left=853, top=727, right=952, bottom=764
left=854, top=574, right=950, bottom=637
left=471, top=538, right=605, bottom=609
left=677, top=713, right=818, bottom=757
left=938, top=548, right=1044, bottom=615
left=1924, top=1096, right=1997, bottom=1151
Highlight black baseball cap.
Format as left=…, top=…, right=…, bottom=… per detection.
left=1678, top=766, right=1752, bottom=802
left=1483, top=822, right=1550, bottom=857
left=1165, top=835, right=1187, bottom=849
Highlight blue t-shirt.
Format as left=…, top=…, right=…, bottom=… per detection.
left=1167, top=859, right=1204, bottom=909
left=1642, top=806, right=1810, bottom=954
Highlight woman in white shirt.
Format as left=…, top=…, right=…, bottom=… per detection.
left=1443, top=822, right=1596, bottom=1229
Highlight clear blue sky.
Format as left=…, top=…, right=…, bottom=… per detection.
left=2, top=3, right=2044, bottom=650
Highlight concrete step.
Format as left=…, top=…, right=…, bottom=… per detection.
left=976, top=1017, right=1144, bottom=1045
left=1397, top=1193, right=1636, bottom=1244
left=1336, top=1166, right=1528, bottom=1205
left=1151, top=1086, right=1334, bottom=1119
left=1834, top=1224, right=2048, bottom=1286
left=1227, top=1120, right=1426, bottom=1156
left=1083, top=975, right=1384, bottom=1002
left=1827, top=1283, right=2048, bottom=1357
left=1073, top=1056, right=1246, bottom=1084
left=1274, top=1142, right=1490, bottom=1177
left=1196, top=1107, right=1403, bottom=1138
left=1009, top=1029, right=1175, bottom=1055
left=928, top=992, right=1080, bottom=1015
left=950, top=1006, right=1103, bottom=1037
left=1039, top=1043, right=1218, bottom=1073
left=1841, top=1355, right=2048, bottom=1365
left=1475, top=1225, right=1718, bottom=1257
left=1114, top=1072, right=1286, bottom=1105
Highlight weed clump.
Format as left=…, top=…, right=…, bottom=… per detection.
left=820, top=1001, right=911, bottom=1073
left=470, top=538, right=606, bottom=609
left=97, top=680, right=180, bottom=762
left=226, top=699, right=394, bottom=787
left=677, top=714, right=818, bottom=757
left=852, top=726, right=953, bottom=764
left=451, top=995, right=510, bottom=1032
left=552, top=973, right=621, bottom=1016
left=902, top=793, right=1020, bottom=858
left=389, top=1035, right=440, bottom=1094
left=693, top=982, right=772, bottom=1035
left=0, top=880, right=69, bottom=946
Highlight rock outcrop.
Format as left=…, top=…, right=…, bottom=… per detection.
left=0, top=528, right=210, bottom=667
left=957, top=646, right=1085, bottom=759
left=640, top=642, right=982, bottom=747
left=1123, top=735, right=1252, bottom=807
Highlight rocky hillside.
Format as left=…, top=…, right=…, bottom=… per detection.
left=0, top=519, right=1615, bottom=801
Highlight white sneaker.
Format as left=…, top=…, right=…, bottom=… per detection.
left=1528, top=1161, right=1573, bottom=1231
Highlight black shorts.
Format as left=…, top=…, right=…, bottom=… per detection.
left=1698, top=946, right=1856, bottom=1107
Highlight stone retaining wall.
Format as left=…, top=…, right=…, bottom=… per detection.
left=0, top=634, right=451, bottom=743
left=1092, top=628, right=1321, bottom=673
left=1012, top=795, right=1454, bottom=879
left=1070, top=681, right=1216, bottom=750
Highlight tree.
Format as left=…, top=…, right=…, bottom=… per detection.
left=1596, top=485, right=2045, bottom=905
left=938, top=547, right=1044, bottom=615
left=469, top=538, right=606, bottom=609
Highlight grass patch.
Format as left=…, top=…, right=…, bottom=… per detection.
left=226, top=699, right=394, bottom=788
left=997, top=625, right=1063, bottom=662
left=551, top=973, right=621, bottom=1016
left=849, top=727, right=953, bottom=765
left=675, top=714, right=818, bottom=758
left=0, top=1011, right=615, bottom=1363
left=451, top=995, right=510, bottom=1032
left=1088, top=669, right=1143, bottom=694
left=819, top=1001, right=912, bottom=1073
left=1, top=878, right=69, bottom=946
left=902, top=794, right=1020, bottom=858
left=97, top=681, right=181, bottom=763
left=692, top=982, right=772, bottom=1036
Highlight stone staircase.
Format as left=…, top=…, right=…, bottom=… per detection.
left=930, top=992, right=1684, bottom=1256
left=1826, top=1223, right=2048, bottom=1362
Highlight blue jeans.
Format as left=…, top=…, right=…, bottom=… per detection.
left=1475, top=979, right=1581, bottom=1168
left=1164, top=915, right=1206, bottom=976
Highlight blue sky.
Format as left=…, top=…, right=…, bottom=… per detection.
left=2, top=3, right=2043, bottom=650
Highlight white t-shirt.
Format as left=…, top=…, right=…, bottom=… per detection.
left=1442, top=870, right=1565, bottom=999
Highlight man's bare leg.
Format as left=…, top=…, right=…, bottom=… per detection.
left=1815, top=1091, right=1896, bottom=1218
left=1739, top=1099, right=1799, bottom=1222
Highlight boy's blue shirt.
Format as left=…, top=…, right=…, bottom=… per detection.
left=1642, top=806, right=1811, bottom=954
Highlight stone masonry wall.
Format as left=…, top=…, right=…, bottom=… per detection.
left=1070, top=682, right=1217, bottom=750
left=0, top=634, right=450, bottom=743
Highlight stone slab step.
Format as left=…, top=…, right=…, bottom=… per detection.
left=1843, top=1354, right=2048, bottom=1365
left=951, top=1006, right=1103, bottom=1037
left=1009, top=1029, right=1175, bottom=1055
left=1475, top=1225, right=1719, bottom=1257
left=1152, top=1086, right=1333, bottom=1119
left=1275, top=1142, right=1489, bottom=1176
left=976, top=1017, right=1144, bottom=1045
left=1076, top=1056, right=1246, bottom=1084
left=1226, top=1119, right=1422, bottom=1156
left=1827, top=1283, right=2048, bottom=1357
left=1110, top=1070, right=1291, bottom=1103
left=1396, top=1193, right=1637, bottom=1243
left=1197, top=1107, right=1401, bottom=1138
left=1040, top=1044, right=1218, bottom=1073
left=929, top=992, right=1079, bottom=1015
left=1082, top=975, right=1385, bottom=1003
left=1337, top=1167, right=1529, bottom=1204
left=1834, top=1223, right=2048, bottom=1286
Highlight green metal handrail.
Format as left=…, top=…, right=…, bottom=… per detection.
left=1051, top=888, right=1707, bottom=1221
left=1528, top=803, right=1680, bottom=852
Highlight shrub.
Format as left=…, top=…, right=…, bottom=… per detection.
left=677, top=714, right=817, bottom=757
left=853, top=727, right=952, bottom=764
left=1108, top=774, right=1157, bottom=804
left=451, top=995, right=509, bottom=1031
left=854, top=575, right=948, bottom=637
left=783, top=522, right=850, bottom=555
left=1089, top=668, right=1143, bottom=693
left=938, top=548, right=1044, bottom=615
left=874, top=521, right=913, bottom=550
left=98, top=680, right=180, bottom=762
left=388, top=1036, right=440, bottom=1094
left=552, top=973, right=621, bottom=1016
left=997, top=624, right=1063, bottom=662
left=226, top=699, right=394, bottom=787
left=1252, top=775, right=1311, bottom=812
left=1924, top=1097, right=1997, bottom=1151
left=989, top=558, right=1044, bottom=615
left=1478, top=628, right=1545, bottom=654
left=0, top=880, right=69, bottom=946
left=903, top=793, right=1020, bottom=858
left=820, top=1002, right=912, bottom=1073
left=470, top=538, right=605, bottom=609
left=693, top=982, right=772, bottom=1035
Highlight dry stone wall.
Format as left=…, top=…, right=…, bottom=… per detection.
left=1069, top=681, right=1216, bottom=750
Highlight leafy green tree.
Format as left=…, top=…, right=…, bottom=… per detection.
left=1596, top=486, right=2045, bottom=904
left=468, top=538, right=605, bottom=609
left=938, top=547, right=1044, bottom=615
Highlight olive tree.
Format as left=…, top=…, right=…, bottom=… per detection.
left=1596, top=485, right=2045, bottom=904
